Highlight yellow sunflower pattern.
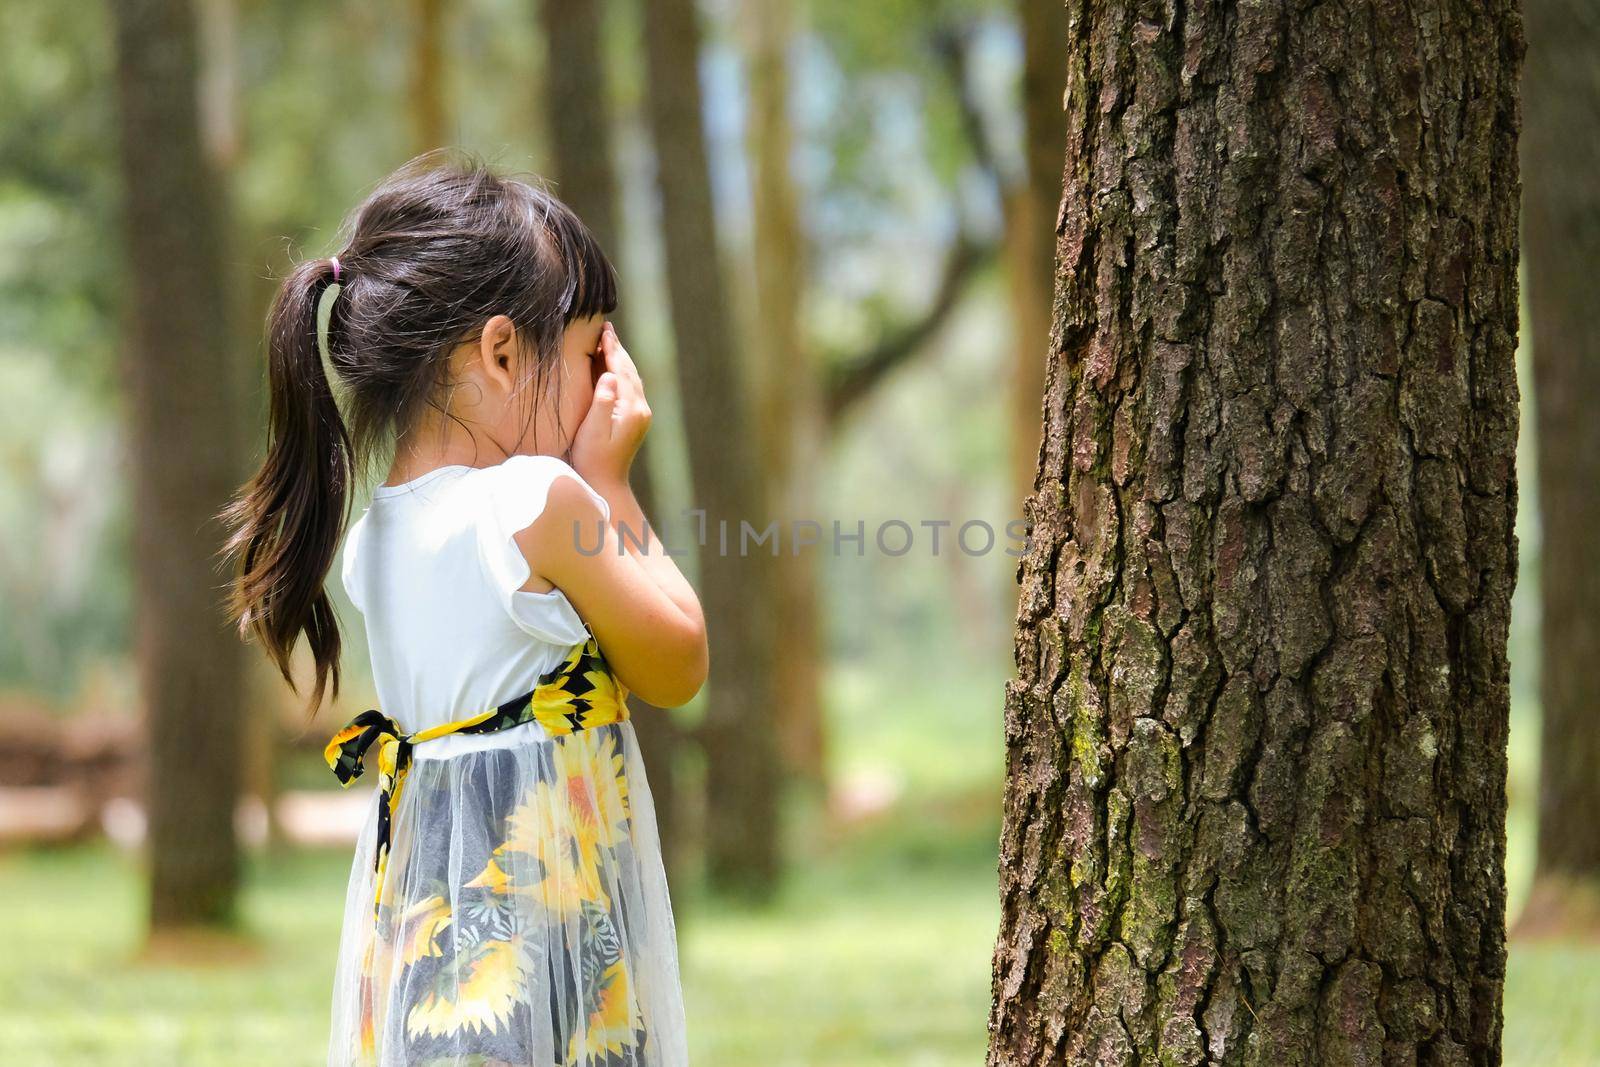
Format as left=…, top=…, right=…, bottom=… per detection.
left=379, top=727, right=645, bottom=1063
left=405, top=936, right=526, bottom=1039
left=468, top=729, right=633, bottom=918
left=327, top=632, right=651, bottom=1064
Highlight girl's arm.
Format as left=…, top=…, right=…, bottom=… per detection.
left=517, top=321, right=708, bottom=708
left=520, top=479, right=707, bottom=708
left=584, top=474, right=703, bottom=630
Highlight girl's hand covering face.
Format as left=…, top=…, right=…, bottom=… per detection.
left=521, top=319, right=708, bottom=707
left=570, top=321, right=651, bottom=488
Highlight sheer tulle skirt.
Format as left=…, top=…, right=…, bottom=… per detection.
left=327, top=720, right=686, bottom=1067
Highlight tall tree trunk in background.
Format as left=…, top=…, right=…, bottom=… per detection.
left=1006, top=0, right=1068, bottom=508
left=112, top=0, right=245, bottom=930
left=738, top=0, right=828, bottom=790
left=1003, top=187, right=1048, bottom=509
left=540, top=0, right=687, bottom=889
left=410, top=0, right=447, bottom=153
left=988, top=2, right=1523, bottom=1063
left=199, top=0, right=286, bottom=849
left=641, top=0, right=783, bottom=898
left=1524, top=0, right=1600, bottom=934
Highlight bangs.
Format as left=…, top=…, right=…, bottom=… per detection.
left=549, top=204, right=619, bottom=324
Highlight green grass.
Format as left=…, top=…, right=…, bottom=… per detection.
left=2, top=813, right=1597, bottom=1065
left=0, top=663, right=1594, bottom=1064
left=0, top=847, right=336, bottom=1066
left=0, top=816, right=1000, bottom=1067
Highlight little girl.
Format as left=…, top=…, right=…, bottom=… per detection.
left=222, top=154, right=704, bottom=1067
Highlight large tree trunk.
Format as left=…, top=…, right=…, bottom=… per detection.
left=737, top=0, right=829, bottom=790
left=539, top=0, right=689, bottom=889
left=641, top=0, right=784, bottom=898
left=1523, top=0, right=1600, bottom=933
left=112, top=0, right=245, bottom=930
left=988, top=2, right=1524, bottom=1063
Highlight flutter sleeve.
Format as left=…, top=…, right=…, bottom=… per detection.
left=473, top=454, right=611, bottom=645
left=338, top=513, right=367, bottom=616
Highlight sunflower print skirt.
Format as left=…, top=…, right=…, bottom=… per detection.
left=325, top=641, right=687, bottom=1066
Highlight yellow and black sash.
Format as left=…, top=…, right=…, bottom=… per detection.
left=323, top=631, right=631, bottom=916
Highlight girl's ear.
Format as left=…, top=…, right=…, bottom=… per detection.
left=479, top=314, right=519, bottom=395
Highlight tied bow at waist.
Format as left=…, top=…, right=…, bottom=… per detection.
left=322, top=632, right=630, bottom=916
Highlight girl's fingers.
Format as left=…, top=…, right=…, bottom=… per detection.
left=595, top=328, right=651, bottom=436
left=591, top=372, right=618, bottom=430
left=600, top=321, right=645, bottom=395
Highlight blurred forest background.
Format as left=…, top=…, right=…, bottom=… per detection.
left=0, top=0, right=1595, bottom=1064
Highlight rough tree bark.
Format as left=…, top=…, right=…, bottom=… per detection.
left=539, top=0, right=688, bottom=889
left=641, top=0, right=784, bottom=897
left=1523, top=0, right=1600, bottom=933
left=112, top=0, right=245, bottom=929
left=988, top=1, right=1524, bottom=1063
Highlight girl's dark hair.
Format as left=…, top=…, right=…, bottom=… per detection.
left=220, top=150, right=618, bottom=714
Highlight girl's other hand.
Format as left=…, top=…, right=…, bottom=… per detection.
left=571, top=321, right=650, bottom=490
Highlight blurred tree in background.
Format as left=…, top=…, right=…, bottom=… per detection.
left=642, top=0, right=785, bottom=899
left=740, top=0, right=830, bottom=795
left=111, top=0, right=246, bottom=929
left=411, top=0, right=449, bottom=153
left=1006, top=0, right=1065, bottom=504
left=1523, top=0, right=1600, bottom=937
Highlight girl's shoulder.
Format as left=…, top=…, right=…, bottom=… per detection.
left=473, top=455, right=608, bottom=645
left=340, top=456, right=603, bottom=646
left=479, top=453, right=611, bottom=525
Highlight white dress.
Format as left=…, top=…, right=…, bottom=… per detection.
left=326, top=455, right=687, bottom=1067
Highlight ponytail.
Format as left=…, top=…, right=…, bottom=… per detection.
left=221, top=257, right=353, bottom=714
